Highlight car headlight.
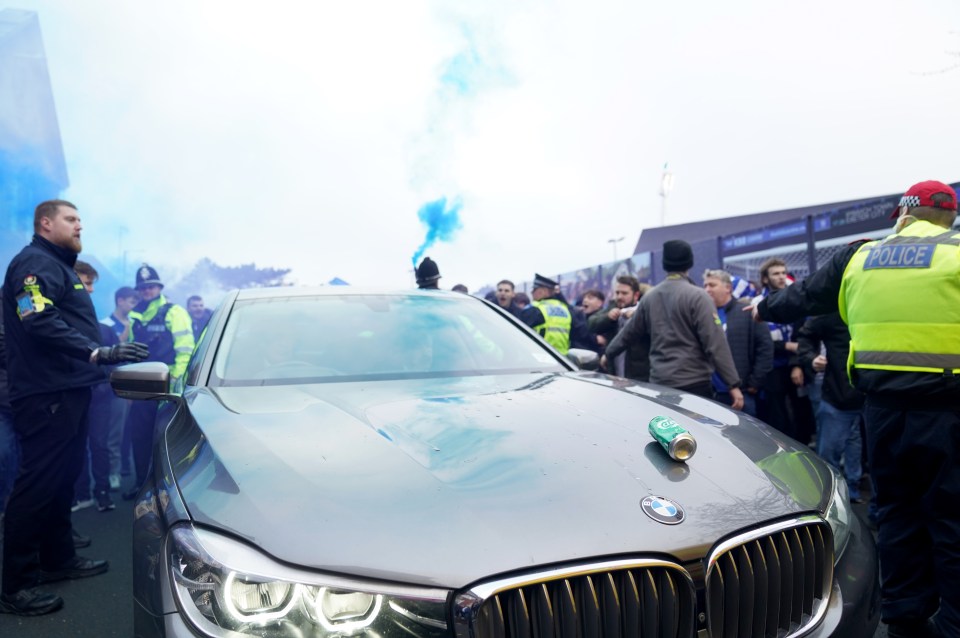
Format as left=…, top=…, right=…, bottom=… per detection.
left=168, top=525, right=450, bottom=637
left=823, top=466, right=853, bottom=563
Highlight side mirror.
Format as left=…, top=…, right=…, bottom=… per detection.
left=566, top=348, right=600, bottom=371
left=110, top=362, right=173, bottom=401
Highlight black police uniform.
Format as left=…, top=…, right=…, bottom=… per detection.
left=758, top=240, right=960, bottom=636
left=1, top=236, right=106, bottom=595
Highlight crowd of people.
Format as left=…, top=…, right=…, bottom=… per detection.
left=0, top=200, right=213, bottom=616
left=418, top=244, right=831, bottom=443
left=1, top=180, right=957, bottom=637
left=414, top=178, right=959, bottom=638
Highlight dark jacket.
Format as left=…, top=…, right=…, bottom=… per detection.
left=589, top=304, right=649, bottom=380
left=568, top=307, right=600, bottom=353
left=587, top=305, right=620, bottom=345
left=796, top=313, right=864, bottom=411
left=191, top=308, right=213, bottom=340
left=499, top=302, right=523, bottom=319
left=721, top=297, right=773, bottom=392
left=2, top=235, right=105, bottom=401
left=0, top=321, right=10, bottom=410
left=758, top=240, right=959, bottom=406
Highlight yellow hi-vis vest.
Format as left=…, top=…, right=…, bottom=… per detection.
left=531, top=298, right=572, bottom=354
left=839, top=220, right=960, bottom=377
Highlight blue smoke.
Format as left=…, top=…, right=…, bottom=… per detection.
left=411, top=197, right=463, bottom=267
left=0, top=149, right=65, bottom=271
left=438, top=26, right=513, bottom=98
left=440, top=47, right=482, bottom=97
left=0, top=149, right=62, bottom=234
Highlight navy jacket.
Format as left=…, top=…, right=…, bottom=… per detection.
left=796, top=312, right=864, bottom=411
left=721, top=297, right=773, bottom=392
left=0, top=321, right=10, bottom=410
left=2, top=236, right=105, bottom=401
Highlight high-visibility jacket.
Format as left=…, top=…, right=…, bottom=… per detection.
left=129, top=295, right=195, bottom=379
left=839, top=220, right=960, bottom=377
left=531, top=298, right=572, bottom=354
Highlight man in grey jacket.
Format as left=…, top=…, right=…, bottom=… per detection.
left=603, top=240, right=744, bottom=410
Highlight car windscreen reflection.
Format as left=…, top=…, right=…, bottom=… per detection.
left=210, top=294, right=566, bottom=386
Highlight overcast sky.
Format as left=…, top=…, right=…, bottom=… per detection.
left=10, top=0, right=960, bottom=291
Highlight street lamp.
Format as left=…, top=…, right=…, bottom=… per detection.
left=607, top=236, right=625, bottom=262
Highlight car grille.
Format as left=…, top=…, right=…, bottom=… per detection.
left=705, top=519, right=833, bottom=638
left=454, top=517, right=833, bottom=638
left=457, top=559, right=696, bottom=638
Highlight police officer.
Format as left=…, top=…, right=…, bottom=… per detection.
left=123, top=264, right=195, bottom=500
left=1, top=200, right=148, bottom=616
left=415, top=257, right=441, bottom=289
left=520, top=274, right=573, bottom=354
left=751, top=180, right=960, bottom=637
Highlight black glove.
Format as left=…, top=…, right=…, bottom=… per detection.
left=95, top=342, right=149, bottom=365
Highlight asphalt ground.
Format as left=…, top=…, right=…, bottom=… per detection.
left=0, top=481, right=135, bottom=638
left=1, top=480, right=890, bottom=637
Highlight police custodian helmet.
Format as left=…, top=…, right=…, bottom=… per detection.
left=135, top=264, right=164, bottom=290
left=416, top=257, right=441, bottom=288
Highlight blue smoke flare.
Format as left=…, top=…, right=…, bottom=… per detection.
left=411, top=197, right=463, bottom=267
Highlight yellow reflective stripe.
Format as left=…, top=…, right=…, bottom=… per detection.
left=73, top=283, right=84, bottom=289
left=855, top=350, right=960, bottom=369
left=171, top=329, right=191, bottom=338
left=854, top=363, right=960, bottom=374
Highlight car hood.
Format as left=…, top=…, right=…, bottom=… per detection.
left=170, top=372, right=831, bottom=589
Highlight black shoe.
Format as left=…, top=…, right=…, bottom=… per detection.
left=95, top=490, right=116, bottom=512
left=0, top=588, right=64, bottom=616
left=72, top=528, right=91, bottom=549
left=122, top=486, right=140, bottom=501
left=38, top=556, right=109, bottom=583
left=886, top=618, right=941, bottom=638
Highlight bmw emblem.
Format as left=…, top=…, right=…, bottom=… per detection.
left=641, top=496, right=685, bottom=525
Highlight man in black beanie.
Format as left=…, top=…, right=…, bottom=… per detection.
left=603, top=240, right=744, bottom=409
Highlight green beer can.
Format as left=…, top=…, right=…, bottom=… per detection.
left=648, top=416, right=697, bottom=462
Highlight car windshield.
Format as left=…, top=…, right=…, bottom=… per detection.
left=210, top=293, right=566, bottom=385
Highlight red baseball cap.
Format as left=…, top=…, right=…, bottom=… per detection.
left=890, top=180, right=958, bottom=218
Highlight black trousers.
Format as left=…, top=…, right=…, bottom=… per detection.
left=864, top=402, right=960, bottom=634
left=127, top=400, right=159, bottom=488
left=2, top=388, right=91, bottom=594
left=674, top=380, right=715, bottom=400
left=73, top=384, right=114, bottom=499
left=759, top=365, right=815, bottom=445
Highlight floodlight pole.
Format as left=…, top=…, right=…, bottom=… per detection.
left=659, top=163, right=674, bottom=227
left=607, top=236, right=625, bottom=262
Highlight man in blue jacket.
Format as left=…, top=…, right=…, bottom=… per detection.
left=1, top=200, right=147, bottom=616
